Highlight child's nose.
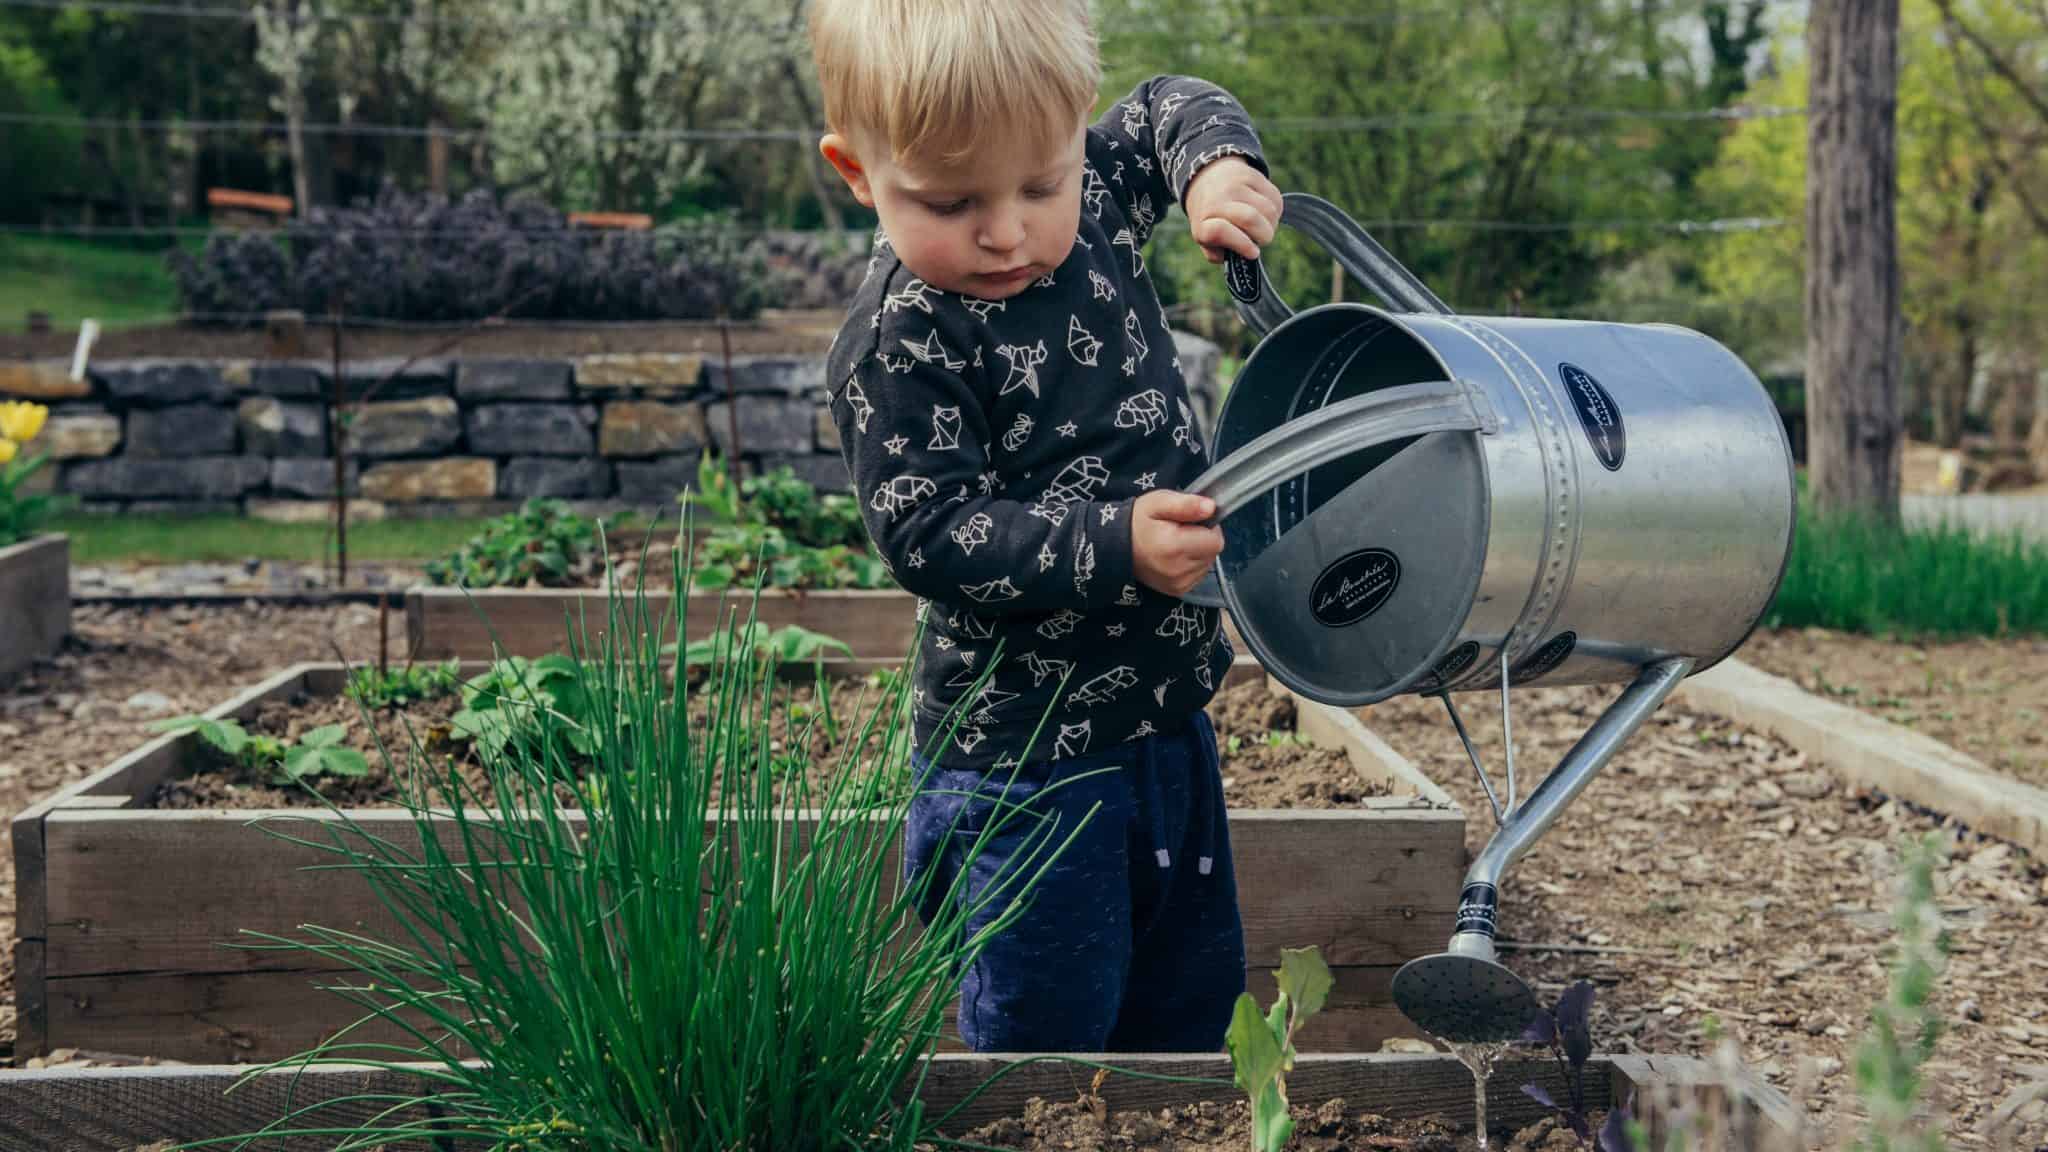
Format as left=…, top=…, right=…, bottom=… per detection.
left=979, top=210, right=1026, bottom=253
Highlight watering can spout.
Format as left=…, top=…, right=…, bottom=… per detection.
left=1390, top=655, right=1694, bottom=1044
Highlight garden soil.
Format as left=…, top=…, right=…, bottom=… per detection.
left=145, top=675, right=1386, bottom=812
left=942, top=1093, right=1590, bottom=1152
left=1738, top=627, right=2048, bottom=788
left=1358, top=678, right=2048, bottom=1148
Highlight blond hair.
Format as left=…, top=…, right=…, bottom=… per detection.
left=810, top=0, right=1101, bottom=167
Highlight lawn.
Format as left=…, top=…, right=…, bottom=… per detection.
left=0, top=235, right=188, bottom=331
left=1766, top=499, right=2048, bottom=637
left=53, top=513, right=500, bottom=566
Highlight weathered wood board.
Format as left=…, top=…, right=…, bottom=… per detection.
left=0, top=533, right=69, bottom=686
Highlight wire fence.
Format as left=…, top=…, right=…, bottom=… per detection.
left=0, top=0, right=1816, bottom=38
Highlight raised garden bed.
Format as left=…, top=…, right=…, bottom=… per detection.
left=0, top=534, right=69, bottom=685
left=0, top=1051, right=1801, bottom=1151
left=408, top=585, right=923, bottom=660
left=11, top=661, right=1464, bottom=1064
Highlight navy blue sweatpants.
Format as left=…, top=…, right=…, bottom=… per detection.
left=902, top=711, right=1246, bottom=1052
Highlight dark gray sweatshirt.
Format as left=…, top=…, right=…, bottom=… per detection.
left=825, top=75, right=1268, bottom=771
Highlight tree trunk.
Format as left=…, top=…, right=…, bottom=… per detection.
left=286, top=78, right=312, bottom=219
left=1804, top=0, right=1903, bottom=520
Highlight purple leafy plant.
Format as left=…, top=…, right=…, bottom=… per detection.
left=1521, top=979, right=1638, bottom=1151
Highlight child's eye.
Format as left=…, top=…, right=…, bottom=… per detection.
left=1025, top=181, right=1062, bottom=200
left=925, top=199, right=969, bottom=217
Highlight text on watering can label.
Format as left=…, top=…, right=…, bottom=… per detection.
left=1559, top=362, right=1626, bottom=471
left=1309, top=547, right=1400, bottom=627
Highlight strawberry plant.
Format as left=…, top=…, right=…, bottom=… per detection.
left=1226, top=945, right=1333, bottom=1152
left=449, top=654, right=610, bottom=762
left=280, top=725, right=373, bottom=782
left=682, top=453, right=893, bottom=591
left=149, top=715, right=369, bottom=784
left=424, top=499, right=610, bottom=589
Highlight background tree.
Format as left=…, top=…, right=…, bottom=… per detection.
left=1803, top=0, right=1902, bottom=519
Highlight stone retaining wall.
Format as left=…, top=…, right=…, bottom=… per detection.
left=0, top=336, right=1225, bottom=520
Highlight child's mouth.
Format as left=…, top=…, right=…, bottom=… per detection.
left=982, top=265, right=1038, bottom=288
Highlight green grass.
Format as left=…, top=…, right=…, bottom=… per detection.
left=52, top=514, right=501, bottom=566
left=1765, top=501, right=2048, bottom=637
left=0, top=235, right=188, bottom=331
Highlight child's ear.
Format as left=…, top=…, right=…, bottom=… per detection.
left=820, top=134, right=875, bottom=207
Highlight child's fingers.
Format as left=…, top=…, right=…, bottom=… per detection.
left=1218, top=199, right=1277, bottom=246
left=1145, top=491, right=1218, bottom=523
left=1194, top=217, right=1259, bottom=262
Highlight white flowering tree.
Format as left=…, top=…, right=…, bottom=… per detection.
left=484, top=0, right=784, bottom=210
left=253, top=0, right=323, bottom=216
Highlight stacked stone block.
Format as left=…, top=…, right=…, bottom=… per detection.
left=0, top=333, right=1223, bottom=519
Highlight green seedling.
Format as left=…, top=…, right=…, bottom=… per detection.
left=1225, top=945, right=1332, bottom=1152
left=345, top=660, right=462, bottom=709
left=150, top=715, right=367, bottom=784
left=280, top=725, right=371, bottom=781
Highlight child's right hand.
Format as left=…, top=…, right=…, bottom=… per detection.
left=1132, top=490, right=1224, bottom=598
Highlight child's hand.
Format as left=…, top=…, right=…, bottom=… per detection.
left=1184, top=157, right=1282, bottom=264
left=1132, top=490, right=1224, bottom=598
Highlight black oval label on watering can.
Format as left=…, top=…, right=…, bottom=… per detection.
left=1309, top=548, right=1401, bottom=627
left=1559, top=363, right=1626, bottom=471
left=1414, top=640, right=1481, bottom=692
left=1225, top=255, right=1263, bottom=304
left=1510, top=631, right=1577, bottom=683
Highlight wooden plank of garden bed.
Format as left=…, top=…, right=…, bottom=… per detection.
left=0, top=1054, right=1694, bottom=1149
left=39, top=961, right=1419, bottom=1066
left=0, top=533, right=70, bottom=686
left=41, top=805, right=1454, bottom=978
left=405, top=587, right=925, bottom=660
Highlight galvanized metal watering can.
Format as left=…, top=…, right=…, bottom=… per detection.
left=1183, top=194, right=1797, bottom=1044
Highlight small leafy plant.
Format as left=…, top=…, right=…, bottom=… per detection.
left=0, top=401, right=58, bottom=548
left=1225, top=945, right=1333, bottom=1152
left=448, top=654, right=610, bottom=762
left=681, top=453, right=893, bottom=591
left=424, top=499, right=609, bottom=589
left=149, top=715, right=370, bottom=784
left=679, top=621, right=853, bottom=671
left=344, top=660, right=462, bottom=709
left=1851, top=833, right=1950, bottom=1152
left=1521, top=979, right=1635, bottom=1151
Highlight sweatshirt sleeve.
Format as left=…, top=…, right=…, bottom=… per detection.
left=1090, top=74, right=1269, bottom=248
left=828, top=302, right=1136, bottom=616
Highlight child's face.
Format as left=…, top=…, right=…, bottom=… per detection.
left=823, top=122, right=1086, bottom=300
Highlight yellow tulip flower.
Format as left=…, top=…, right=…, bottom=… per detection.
left=0, top=401, right=48, bottom=444
left=0, top=438, right=17, bottom=465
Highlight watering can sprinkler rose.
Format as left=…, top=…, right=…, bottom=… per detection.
left=1181, top=194, right=1796, bottom=1045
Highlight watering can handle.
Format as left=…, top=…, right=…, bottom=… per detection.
left=1177, top=378, right=1495, bottom=609
left=1222, top=193, right=1454, bottom=335
left=1188, top=377, right=1498, bottom=525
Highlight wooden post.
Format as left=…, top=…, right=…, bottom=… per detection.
left=1805, top=0, right=1904, bottom=520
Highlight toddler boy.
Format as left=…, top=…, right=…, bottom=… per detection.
left=811, top=0, right=1281, bottom=1053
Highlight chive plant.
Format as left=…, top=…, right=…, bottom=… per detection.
left=193, top=533, right=1087, bottom=1152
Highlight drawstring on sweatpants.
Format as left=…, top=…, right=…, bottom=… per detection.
left=1131, top=718, right=1222, bottom=876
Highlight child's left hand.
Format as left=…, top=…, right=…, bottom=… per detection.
left=1185, top=157, right=1282, bottom=264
